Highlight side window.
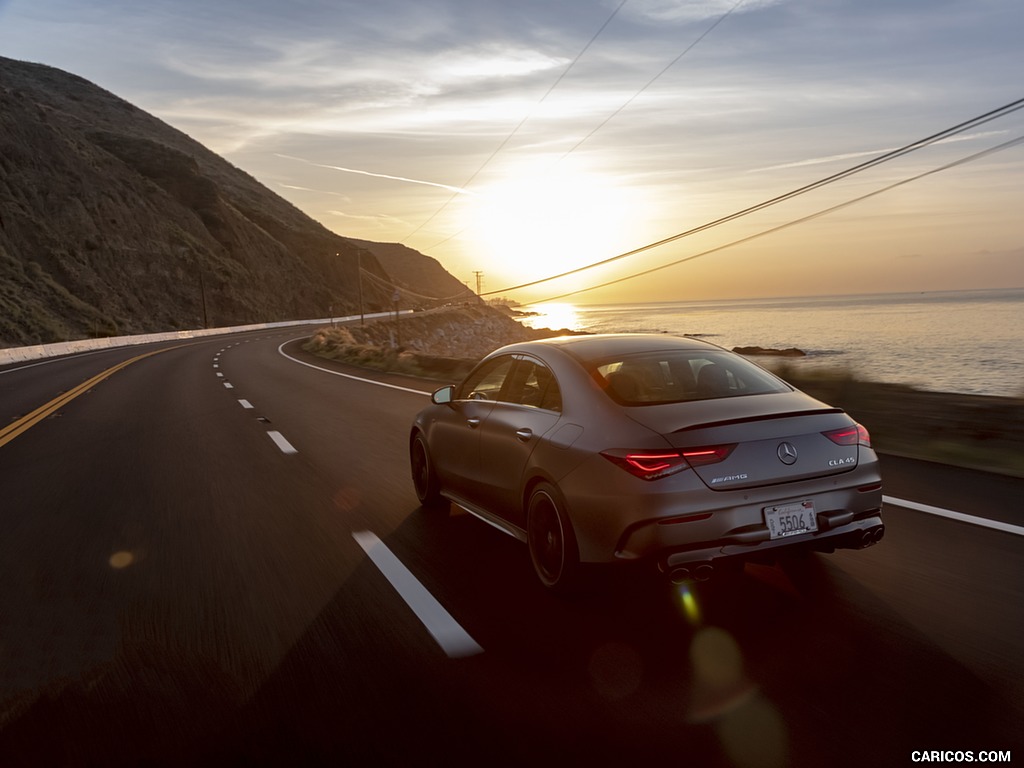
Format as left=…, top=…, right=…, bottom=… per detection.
left=456, top=356, right=516, bottom=401
left=508, top=359, right=562, bottom=412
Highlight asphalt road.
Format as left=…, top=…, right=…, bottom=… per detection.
left=1, top=329, right=1021, bottom=767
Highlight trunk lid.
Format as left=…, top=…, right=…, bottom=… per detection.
left=624, top=391, right=861, bottom=490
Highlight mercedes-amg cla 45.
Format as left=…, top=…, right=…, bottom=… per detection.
left=410, top=334, right=884, bottom=592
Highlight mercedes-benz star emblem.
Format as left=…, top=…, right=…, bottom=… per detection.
left=777, top=442, right=798, bottom=465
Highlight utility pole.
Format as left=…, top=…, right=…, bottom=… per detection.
left=199, top=269, right=209, bottom=329
left=392, top=290, right=401, bottom=348
left=472, top=270, right=484, bottom=297
left=356, top=252, right=365, bottom=326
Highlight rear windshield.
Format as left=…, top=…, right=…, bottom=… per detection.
left=592, top=349, right=790, bottom=405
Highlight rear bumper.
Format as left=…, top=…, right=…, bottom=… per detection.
left=657, top=513, right=884, bottom=579
left=558, top=453, right=883, bottom=564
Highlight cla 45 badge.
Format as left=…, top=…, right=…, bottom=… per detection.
left=829, top=457, right=857, bottom=467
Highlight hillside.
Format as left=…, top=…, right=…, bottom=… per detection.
left=346, top=239, right=475, bottom=305
left=0, top=56, right=468, bottom=347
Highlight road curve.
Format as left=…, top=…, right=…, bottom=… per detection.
left=1, top=329, right=1021, bottom=766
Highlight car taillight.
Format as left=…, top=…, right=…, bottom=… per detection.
left=601, top=445, right=734, bottom=481
left=681, top=445, right=736, bottom=466
left=601, top=451, right=688, bottom=480
left=823, top=423, right=871, bottom=448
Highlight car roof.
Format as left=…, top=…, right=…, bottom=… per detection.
left=502, top=333, right=724, bottom=363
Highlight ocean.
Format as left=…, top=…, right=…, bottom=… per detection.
left=517, top=288, right=1024, bottom=398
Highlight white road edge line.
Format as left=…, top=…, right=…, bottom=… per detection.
left=352, top=530, right=483, bottom=659
left=267, top=430, right=298, bottom=455
left=884, top=495, right=1024, bottom=537
left=277, top=339, right=429, bottom=396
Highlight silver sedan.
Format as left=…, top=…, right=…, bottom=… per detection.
left=409, top=334, right=884, bottom=592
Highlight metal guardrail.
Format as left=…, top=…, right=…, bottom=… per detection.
left=0, top=311, right=405, bottom=366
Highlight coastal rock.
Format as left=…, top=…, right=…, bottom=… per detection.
left=733, top=345, right=806, bottom=357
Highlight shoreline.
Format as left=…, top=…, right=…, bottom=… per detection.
left=517, top=290, right=1024, bottom=400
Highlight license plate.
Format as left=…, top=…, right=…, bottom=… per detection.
left=764, top=500, right=818, bottom=539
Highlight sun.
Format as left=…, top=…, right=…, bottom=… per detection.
left=464, top=167, right=640, bottom=295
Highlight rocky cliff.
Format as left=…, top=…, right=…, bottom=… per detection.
left=0, top=56, right=467, bottom=347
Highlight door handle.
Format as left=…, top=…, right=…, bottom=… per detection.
left=467, top=418, right=482, bottom=428
left=515, top=428, right=533, bottom=442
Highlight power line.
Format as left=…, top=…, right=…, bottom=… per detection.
left=357, top=267, right=475, bottom=303
left=551, top=0, right=746, bottom=168
left=421, top=2, right=744, bottom=254
left=522, top=133, right=1024, bottom=305
left=399, top=0, right=630, bottom=244
left=479, top=96, right=1024, bottom=297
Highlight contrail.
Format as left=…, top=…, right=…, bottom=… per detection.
left=751, top=130, right=1008, bottom=173
left=275, top=153, right=474, bottom=195
left=277, top=182, right=351, bottom=199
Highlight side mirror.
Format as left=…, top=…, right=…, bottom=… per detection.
left=432, top=385, right=455, bottom=405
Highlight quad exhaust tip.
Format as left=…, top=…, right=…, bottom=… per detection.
left=668, top=563, right=714, bottom=585
left=665, top=525, right=885, bottom=583
left=859, top=526, right=885, bottom=547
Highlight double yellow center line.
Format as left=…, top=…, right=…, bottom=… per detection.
left=0, top=346, right=177, bottom=450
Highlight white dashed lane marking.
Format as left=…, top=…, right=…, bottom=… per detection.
left=217, top=352, right=290, bottom=453
left=267, top=430, right=298, bottom=455
left=352, top=530, right=482, bottom=659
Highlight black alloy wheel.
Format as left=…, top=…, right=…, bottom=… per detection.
left=410, top=433, right=442, bottom=507
left=527, top=482, right=582, bottom=593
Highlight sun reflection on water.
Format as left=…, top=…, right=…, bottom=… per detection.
left=516, top=303, right=581, bottom=333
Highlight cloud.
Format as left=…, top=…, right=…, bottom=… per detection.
left=626, top=0, right=784, bottom=23
left=3, top=0, right=1021, bottom=300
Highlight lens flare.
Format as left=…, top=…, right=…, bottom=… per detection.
left=108, top=551, right=134, bottom=569
left=687, top=626, right=757, bottom=724
left=690, top=626, right=743, bottom=689
left=675, top=583, right=702, bottom=625
left=717, top=695, right=789, bottom=768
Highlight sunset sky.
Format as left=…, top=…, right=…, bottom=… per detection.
left=1, top=0, right=1021, bottom=304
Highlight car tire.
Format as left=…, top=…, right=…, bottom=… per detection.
left=527, top=482, right=583, bottom=594
left=410, top=432, right=443, bottom=508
